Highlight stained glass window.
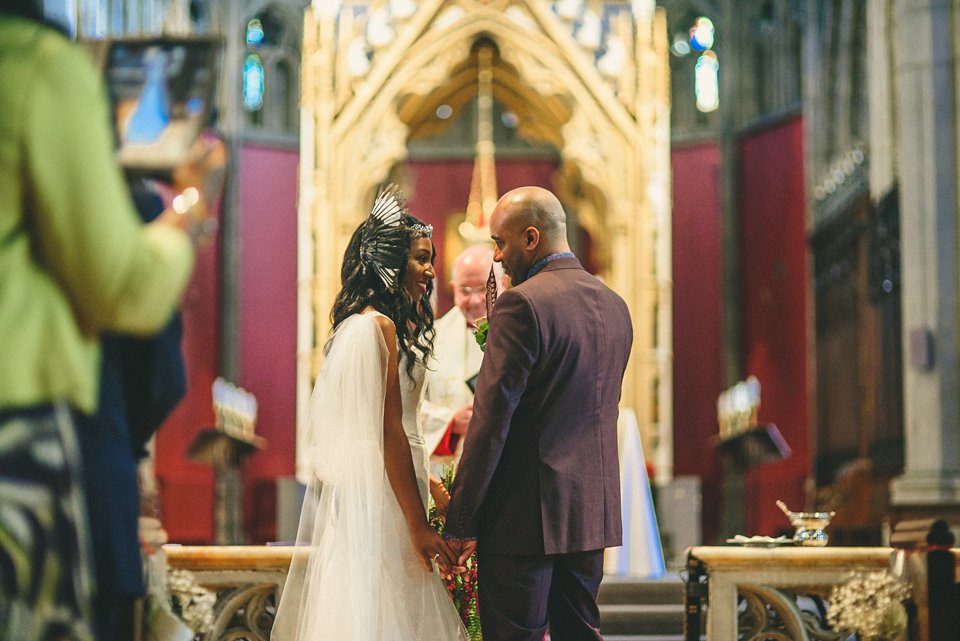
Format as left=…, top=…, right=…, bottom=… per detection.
left=243, top=53, right=265, bottom=111
left=689, top=17, right=715, bottom=51
left=695, top=50, right=719, bottom=113
left=246, top=18, right=265, bottom=45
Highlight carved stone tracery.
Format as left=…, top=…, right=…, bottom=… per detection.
left=298, top=0, right=672, bottom=470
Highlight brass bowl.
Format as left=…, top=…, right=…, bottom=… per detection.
left=777, top=501, right=834, bottom=546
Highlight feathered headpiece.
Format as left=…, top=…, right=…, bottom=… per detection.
left=359, top=184, right=433, bottom=291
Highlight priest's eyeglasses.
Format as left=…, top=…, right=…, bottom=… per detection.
left=457, top=285, right=485, bottom=297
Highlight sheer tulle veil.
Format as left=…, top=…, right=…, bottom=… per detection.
left=272, top=314, right=467, bottom=641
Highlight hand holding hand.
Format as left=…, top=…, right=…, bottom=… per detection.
left=412, top=525, right=457, bottom=579
left=445, top=537, right=477, bottom=572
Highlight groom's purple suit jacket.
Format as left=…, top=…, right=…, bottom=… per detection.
left=445, top=256, right=633, bottom=555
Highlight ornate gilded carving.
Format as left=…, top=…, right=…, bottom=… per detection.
left=299, top=0, right=672, bottom=467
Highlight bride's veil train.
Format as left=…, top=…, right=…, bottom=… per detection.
left=272, top=314, right=467, bottom=641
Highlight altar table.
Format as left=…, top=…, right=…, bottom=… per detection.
left=686, top=546, right=896, bottom=641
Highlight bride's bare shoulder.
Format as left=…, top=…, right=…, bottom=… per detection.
left=361, top=310, right=396, bottom=344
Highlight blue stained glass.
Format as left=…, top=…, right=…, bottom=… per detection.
left=246, top=19, right=264, bottom=45
left=243, top=54, right=264, bottom=111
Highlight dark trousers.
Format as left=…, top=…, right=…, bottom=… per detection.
left=477, top=549, right=605, bottom=641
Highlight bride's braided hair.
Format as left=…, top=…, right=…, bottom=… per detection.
left=330, top=189, right=435, bottom=378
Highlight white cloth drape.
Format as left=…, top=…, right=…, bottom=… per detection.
left=419, top=307, right=484, bottom=475
left=604, top=407, right=666, bottom=578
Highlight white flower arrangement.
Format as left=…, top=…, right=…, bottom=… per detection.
left=827, top=571, right=911, bottom=641
left=167, top=568, right=217, bottom=634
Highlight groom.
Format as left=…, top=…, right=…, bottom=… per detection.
left=444, top=186, right=633, bottom=640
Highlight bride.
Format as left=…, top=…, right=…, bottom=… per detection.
left=273, top=185, right=468, bottom=641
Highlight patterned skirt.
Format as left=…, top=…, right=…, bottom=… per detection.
left=0, top=403, right=96, bottom=641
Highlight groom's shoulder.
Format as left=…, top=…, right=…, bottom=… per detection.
left=493, top=285, right=534, bottom=314
left=538, top=269, right=630, bottom=319
left=524, top=265, right=610, bottom=297
left=593, top=278, right=631, bottom=321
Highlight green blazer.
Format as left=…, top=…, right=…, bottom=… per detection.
left=0, top=17, right=194, bottom=414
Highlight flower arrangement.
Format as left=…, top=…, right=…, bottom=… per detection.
left=167, top=568, right=217, bottom=634
left=473, top=317, right=489, bottom=353
left=826, top=571, right=910, bottom=641
left=429, top=465, right=482, bottom=640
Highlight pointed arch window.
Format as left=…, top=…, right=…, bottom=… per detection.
left=695, top=50, right=719, bottom=113
left=241, top=6, right=301, bottom=135
left=246, top=19, right=265, bottom=45
left=689, top=16, right=719, bottom=113
left=667, top=8, right=720, bottom=128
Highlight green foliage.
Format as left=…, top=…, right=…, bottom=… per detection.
left=474, top=318, right=489, bottom=353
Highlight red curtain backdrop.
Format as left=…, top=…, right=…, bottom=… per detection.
left=671, top=142, right=724, bottom=543
left=156, top=143, right=300, bottom=543
left=739, top=116, right=809, bottom=536
left=237, top=145, right=300, bottom=542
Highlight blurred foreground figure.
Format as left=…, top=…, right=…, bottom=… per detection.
left=0, top=2, right=223, bottom=639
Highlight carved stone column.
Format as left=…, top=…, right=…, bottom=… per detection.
left=888, top=0, right=960, bottom=509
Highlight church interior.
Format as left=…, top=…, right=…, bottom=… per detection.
left=10, top=0, right=960, bottom=639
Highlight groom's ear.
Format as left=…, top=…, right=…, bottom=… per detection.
left=524, top=227, right=540, bottom=249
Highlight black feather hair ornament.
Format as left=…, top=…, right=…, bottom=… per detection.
left=358, top=183, right=432, bottom=291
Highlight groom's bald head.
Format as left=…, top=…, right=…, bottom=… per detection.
left=493, top=187, right=568, bottom=248
left=489, top=187, right=571, bottom=284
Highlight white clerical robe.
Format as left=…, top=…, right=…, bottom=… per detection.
left=420, top=306, right=484, bottom=476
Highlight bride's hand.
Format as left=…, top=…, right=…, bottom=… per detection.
left=412, top=526, right=456, bottom=578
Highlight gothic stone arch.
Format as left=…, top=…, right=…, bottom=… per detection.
left=298, top=0, right=673, bottom=477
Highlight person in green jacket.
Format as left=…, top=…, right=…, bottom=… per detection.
left=0, top=2, right=224, bottom=639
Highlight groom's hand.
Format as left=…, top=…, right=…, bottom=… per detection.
left=445, top=537, right=477, bottom=572
left=455, top=539, right=477, bottom=568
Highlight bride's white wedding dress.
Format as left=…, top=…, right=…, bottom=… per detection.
left=273, top=312, right=468, bottom=641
